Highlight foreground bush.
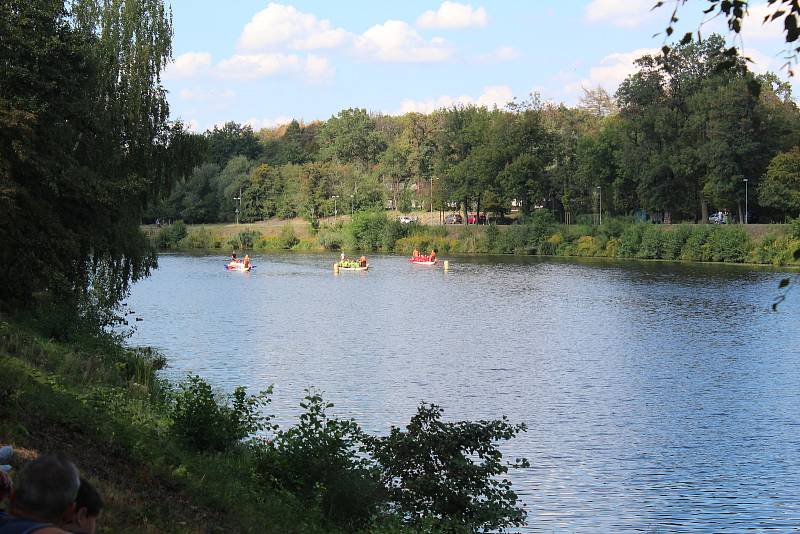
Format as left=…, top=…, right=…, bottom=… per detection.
left=171, top=375, right=273, bottom=452
left=366, top=403, right=529, bottom=532
left=0, top=321, right=530, bottom=532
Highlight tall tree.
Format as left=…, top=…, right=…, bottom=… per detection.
left=0, top=0, right=173, bottom=329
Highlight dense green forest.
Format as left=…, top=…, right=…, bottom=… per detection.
left=149, top=34, right=800, bottom=229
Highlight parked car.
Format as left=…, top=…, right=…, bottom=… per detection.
left=467, top=213, right=487, bottom=224
left=398, top=215, right=417, bottom=224
left=709, top=212, right=727, bottom=224
left=444, top=213, right=462, bottom=224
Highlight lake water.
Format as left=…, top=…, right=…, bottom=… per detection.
left=126, top=253, right=800, bottom=532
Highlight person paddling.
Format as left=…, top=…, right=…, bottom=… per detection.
left=429, top=249, right=436, bottom=262
left=243, top=255, right=250, bottom=269
left=359, top=255, right=367, bottom=268
left=412, top=248, right=420, bottom=259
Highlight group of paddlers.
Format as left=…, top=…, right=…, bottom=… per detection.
left=411, top=248, right=436, bottom=262
left=338, top=253, right=367, bottom=267
left=230, top=252, right=251, bottom=268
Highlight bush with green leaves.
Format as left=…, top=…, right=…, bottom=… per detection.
left=575, top=235, right=598, bottom=256
left=279, top=224, right=299, bottom=249
left=789, top=217, right=800, bottom=240
left=661, top=225, right=692, bottom=260
left=382, top=220, right=409, bottom=251
left=598, top=217, right=630, bottom=239
left=316, top=226, right=346, bottom=250
left=457, top=226, right=487, bottom=253
left=346, top=211, right=390, bottom=251
left=155, top=220, right=188, bottom=249
left=637, top=225, right=664, bottom=259
left=680, top=226, right=711, bottom=261
left=171, top=375, right=273, bottom=452
left=364, top=402, right=529, bottom=532
left=178, top=227, right=216, bottom=249
left=257, top=391, right=382, bottom=529
left=703, top=226, right=750, bottom=262
left=227, top=229, right=262, bottom=250
left=617, top=224, right=646, bottom=258
left=484, top=224, right=500, bottom=251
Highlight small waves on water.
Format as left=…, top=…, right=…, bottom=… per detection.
left=126, top=253, right=800, bottom=532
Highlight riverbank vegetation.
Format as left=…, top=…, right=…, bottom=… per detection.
left=151, top=214, right=800, bottom=267
left=0, top=318, right=529, bottom=532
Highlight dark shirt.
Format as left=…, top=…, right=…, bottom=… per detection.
left=0, top=516, right=54, bottom=534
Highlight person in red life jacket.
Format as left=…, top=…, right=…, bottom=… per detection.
left=243, top=255, right=251, bottom=269
left=359, top=255, right=367, bottom=268
left=412, top=248, right=420, bottom=259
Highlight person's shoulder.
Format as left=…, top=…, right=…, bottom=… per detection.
left=0, top=519, right=68, bottom=534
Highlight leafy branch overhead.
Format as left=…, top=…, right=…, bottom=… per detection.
left=655, top=0, right=800, bottom=75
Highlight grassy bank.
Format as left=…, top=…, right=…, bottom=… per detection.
left=0, top=319, right=528, bottom=533
left=149, top=212, right=800, bottom=267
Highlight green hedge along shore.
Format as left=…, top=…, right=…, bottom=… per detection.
left=0, top=319, right=529, bottom=533
left=151, top=212, right=800, bottom=267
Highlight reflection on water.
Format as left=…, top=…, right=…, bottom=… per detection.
left=126, top=253, right=800, bottom=532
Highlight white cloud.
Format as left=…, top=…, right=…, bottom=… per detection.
left=238, top=3, right=350, bottom=51
left=216, top=53, right=302, bottom=79
left=739, top=3, right=789, bottom=42
left=303, top=55, right=335, bottom=82
left=585, top=0, right=656, bottom=28
left=179, top=89, right=236, bottom=102
left=355, top=20, right=453, bottom=62
left=397, top=85, right=513, bottom=114
left=164, top=52, right=212, bottom=79
left=417, top=1, right=488, bottom=29
left=566, top=48, right=658, bottom=95
left=214, top=53, right=333, bottom=81
left=243, top=116, right=294, bottom=130
left=477, top=46, right=519, bottom=63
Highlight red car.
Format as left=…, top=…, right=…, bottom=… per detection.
left=467, top=214, right=487, bottom=224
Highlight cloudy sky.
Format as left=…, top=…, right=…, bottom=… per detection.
left=163, top=0, right=798, bottom=132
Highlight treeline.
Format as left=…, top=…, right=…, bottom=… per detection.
left=151, top=34, right=800, bottom=228
left=0, top=0, right=178, bottom=321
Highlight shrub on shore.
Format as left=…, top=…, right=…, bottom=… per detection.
left=0, top=320, right=530, bottom=533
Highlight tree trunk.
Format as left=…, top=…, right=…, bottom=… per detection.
left=463, top=199, right=468, bottom=226
left=476, top=194, right=482, bottom=225
left=700, top=198, right=709, bottom=224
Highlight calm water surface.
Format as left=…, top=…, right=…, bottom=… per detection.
left=126, top=253, right=800, bottom=532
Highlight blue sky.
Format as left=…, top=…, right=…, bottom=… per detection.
left=163, top=1, right=798, bottom=131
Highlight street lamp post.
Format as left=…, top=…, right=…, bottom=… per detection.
left=331, top=195, right=339, bottom=223
left=743, top=178, right=748, bottom=224
left=430, top=175, right=434, bottom=225
left=597, top=186, right=602, bottom=225
left=233, top=188, right=242, bottom=225
left=350, top=194, right=354, bottom=217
